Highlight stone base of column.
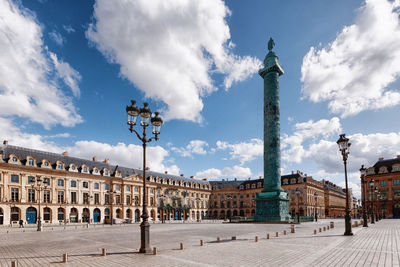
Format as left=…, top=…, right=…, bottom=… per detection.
left=254, top=191, right=290, bottom=222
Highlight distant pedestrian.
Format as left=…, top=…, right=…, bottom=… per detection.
left=19, top=219, right=24, bottom=228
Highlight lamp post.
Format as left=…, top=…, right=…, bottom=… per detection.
left=295, top=188, right=301, bottom=223
left=159, top=194, right=166, bottom=224
left=336, top=134, right=353, bottom=236
left=375, top=188, right=380, bottom=222
left=314, top=192, right=318, bottom=222
left=369, top=179, right=375, bottom=224
left=360, top=165, right=368, bottom=227
left=31, top=176, right=48, bottom=231
left=126, top=100, right=163, bottom=254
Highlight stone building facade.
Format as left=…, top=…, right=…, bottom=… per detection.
left=0, top=142, right=210, bottom=226
left=208, top=172, right=347, bottom=220
left=363, top=156, right=400, bottom=219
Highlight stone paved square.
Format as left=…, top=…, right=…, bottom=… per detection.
left=0, top=219, right=399, bottom=266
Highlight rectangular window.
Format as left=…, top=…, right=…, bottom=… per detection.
left=44, top=178, right=50, bottom=186
left=116, top=195, right=121, bottom=204
left=11, top=188, right=19, bottom=202
left=83, top=193, right=89, bottom=204
left=71, top=192, right=77, bottom=204
left=11, top=174, right=19, bottom=183
left=126, top=186, right=131, bottom=192
left=126, top=195, right=131, bottom=205
left=134, top=186, right=139, bottom=192
left=28, top=176, right=35, bottom=184
left=94, top=193, right=99, bottom=204
left=44, top=190, right=50, bottom=203
left=57, top=191, right=64, bottom=204
left=394, top=179, right=400, bottom=186
left=105, top=184, right=110, bottom=191
left=380, top=190, right=387, bottom=200
left=83, top=182, right=88, bottom=189
left=394, top=190, right=400, bottom=199
left=135, top=196, right=139, bottom=205
left=28, top=189, right=35, bottom=202
left=105, top=194, right=110, bottom=204
left=70, top=180, right=77, bottom=187
left=57, top=163, right=63, bottom=169
left=115, top=184, right=120, bottom=191
left=58, top=179, right=64, bottom=187
left=380, top=180, right=387, bottom=187
left=94, top=183, right=99, bottom=190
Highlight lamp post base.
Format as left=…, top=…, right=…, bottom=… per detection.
left=37, top=220, right=42, bottom=232
left=363, top=214, right=368, bottom=227
left=344, top=213, right=353, bottom=236
left=139, top=220, right=151, bottom=253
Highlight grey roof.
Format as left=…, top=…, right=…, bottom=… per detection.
left=209, top=180, right=244, bottom=189
left=0, top=144, right=209, bottom=185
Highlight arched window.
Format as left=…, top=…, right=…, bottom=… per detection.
left=11, top=207, right=20, bottom=222
left=43, top=207, right=51, bottom=221
left=58, top=208, right=65, bottom=221
left=116, top=209, right=122, bottom=219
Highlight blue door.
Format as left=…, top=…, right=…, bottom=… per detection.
left=93, top=209, right=100, bottom=223
left=26, top=207, right=37, bottom=224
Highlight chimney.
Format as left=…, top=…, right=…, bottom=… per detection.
left=104, top=158, right=109, bottom=164
left=190, top=176, right=194, bottom=179
left=234, top=178, right=237, bottom=181
left=397, top=155, right=400, bottom=159
left=222, top=179, right=225, bottom=182
left=248, top=177, right=251, bottom=180
left=379, top=157, right=384, bottom=161
left=259, top=176, right=262, bottom=179
left=145, top=167, right=150, bottom=170
left=165, top=171, right=168, bottom=174
left=62, top=151, right=68, bottom=156
left=202, top=178, right=208, bottom=181
left=180, top=174, right=184, bottom=177
left=93, top=156, right=97, bottom=162
left=3, top=140, right=8, bottom=145
left=291, top=170, right=294, bottom=174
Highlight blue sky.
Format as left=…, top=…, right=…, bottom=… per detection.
left=2, top=0, right=400, bottom=198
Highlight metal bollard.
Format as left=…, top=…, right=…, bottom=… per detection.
left=283, top=230, right=287, bottom=235
left=267, top=233, right=270, bottom=239
left=180, top=243, right=183, bottom=250
left=102, top=248, right=106, bottom=256
left=330, top=221, right=334, bottom=229
left=291, top=224, right=295, bottom=233
left=11, top=260, right=18, bottom=267
left=314, top=229, right=317, bottom=235
left=275, top=232, right=278, bottom=237
left=200, top=240, right=203, bottom=246
left=62, top=253, right=68, bottom=263
left=231, top=236, right=236, bottom=240
left=216, top=237, right=220, bottom=243
left=153, top=247, right=157, bottom=255
left=255, top=236, right=258, bottom=242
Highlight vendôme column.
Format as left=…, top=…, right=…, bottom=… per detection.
left=255, top=38, right=290, bottom=222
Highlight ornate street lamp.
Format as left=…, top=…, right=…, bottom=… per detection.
left=369, top=179, right=375, bottom=224
left=314, top=192, right=318, bottom=222
left=126, top=100, right=163, bottom=254
left=31, top=176, right=48, bottom=231
left=295, top=188, right=301, bottom=223
left=337, top=134, right=353, bottom=236
left=359, top=165, right=368, bottom=227
left=107, top=190, right=116, bottom=225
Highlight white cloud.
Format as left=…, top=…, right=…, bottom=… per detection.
left=49, top=30, right=65, bottom=46
left=171, top=140, right=208, bottom=158
left=50, top=52, right=82, bottom=98
left=301, top=0, right=400, bottom=117
left=216, top=138, right=263, bottom=165
left=86, top=0, right=260, bottom=122
left=281, top=117, right=341, bottom=163
left=196, top=165, right=251, bottom=180
left=0, top=0, right=82, bottom=128
left=63, top=25, right=75, bottom=34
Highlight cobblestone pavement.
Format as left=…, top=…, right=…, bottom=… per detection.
left=0, top=219, right=398, bottom=266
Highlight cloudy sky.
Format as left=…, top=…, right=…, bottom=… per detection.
left=1, top=0, right=400, bottom=198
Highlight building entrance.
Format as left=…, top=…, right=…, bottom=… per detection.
left=393, top=204, right=400, bottom=219
left=26, top=207, right=37, bottom=224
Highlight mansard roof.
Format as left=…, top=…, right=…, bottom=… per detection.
left=209, top=180, right=244, bottom=189
left=0, top=144, right=208, bottom=185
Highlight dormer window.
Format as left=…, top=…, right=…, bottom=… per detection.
left=93, top=168, right=99, bottom=174
left=291, top=178, right=297, bottom=184
left=57, top=163, right=64, bottom=170
left=251, top=184, right=256, bottom=189
left=70, top=165, right=76, bottom=171
left=83, top=166, right=88, bottom=173
left=379, top=167, right=387, bottom=174
left=28, top=158, right=34, bottom=166
left=43, top=161, right=49, bottom=167
left=104, top=169, right=109, bottom=176
left=12, top=156, right=18, bottom=162
left=393, top=166, right=399, bottom=172
left=239, top=185, right=244, bottom=190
